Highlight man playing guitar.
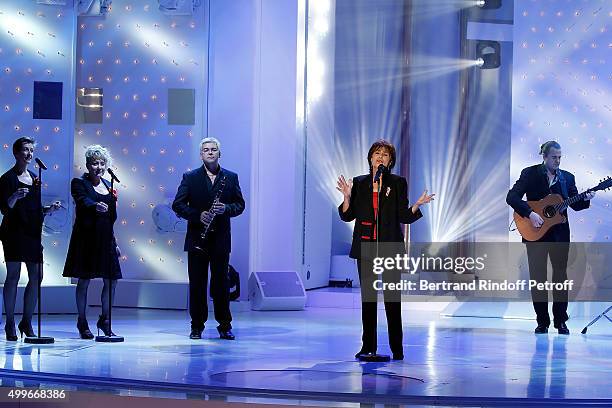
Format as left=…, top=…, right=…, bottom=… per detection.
left=506, top=141, right=595, bottom=335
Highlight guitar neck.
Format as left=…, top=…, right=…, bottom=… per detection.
left=558, top=191, right=587, bottom=211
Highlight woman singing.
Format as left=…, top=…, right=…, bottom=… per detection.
left=63, top=145, right=121, bottom=339
left=337, top=139, right=434, bottom=360
left=0, top=137, right=61, bottom=341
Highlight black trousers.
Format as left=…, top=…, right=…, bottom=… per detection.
left=187, top=248, right=232, bottom=331
left=357, top=259, right=403, bottom=355
left=525, top=241, right=570, bottom=327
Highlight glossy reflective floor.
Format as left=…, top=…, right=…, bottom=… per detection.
left=0, top=306, right=610, bottom=406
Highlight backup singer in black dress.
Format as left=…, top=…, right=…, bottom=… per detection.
left=0, top=137, right=61, bottom=341
left=337, top=139, right=434, bottom=360
left=172, top=137, right=245, bottom=340
left=63, top=145, right=122, bottom=339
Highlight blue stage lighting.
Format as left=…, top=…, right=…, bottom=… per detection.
left=36, top=0, right=67, bottom=4
left=476, top=0, right=501, bottom=9
left=476, top=40, right=500, bottom=69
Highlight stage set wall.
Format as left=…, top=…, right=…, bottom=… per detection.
left=0, top=1, right=77, bottom=312
left=0, top=1, right=610, bottom=316
left=328, top=0, right=611, bottom=319
left=330, top=0, right=408, bottom=257
left=509, top=0, right=610, bottom=243
left=0, top=0, right=309, bottom=312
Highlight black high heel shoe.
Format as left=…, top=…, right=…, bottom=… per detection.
left=17, top=321, right=35, bottom=338
left=77, top=318, right=94, bottom=340
left=5, top=324, right=17, bottom=342
left=96, top=315, right=115, bottom=337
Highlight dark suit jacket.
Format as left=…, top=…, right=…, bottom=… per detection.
left=338, top=173, right=422, bottom=259
left=172, top=166, right=245, bottom=254
left=506, top=164, right=589, bottom=242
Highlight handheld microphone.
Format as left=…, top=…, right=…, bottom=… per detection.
left=35, top=158, right=47, bottom=170
left=107, top=168, right=120, bottom=183
left=374, top=164, right=386, bottom=183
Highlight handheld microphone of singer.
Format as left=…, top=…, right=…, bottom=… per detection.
left=107, top=168, right=120, bottom=183
left=35, top=158, right=47, bottom=170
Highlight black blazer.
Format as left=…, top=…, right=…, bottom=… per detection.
left=339, top=173, right=422, bottom=259
left=172, top=166, right=245, bottom=253
left=506, top=164, right=589, bottom=242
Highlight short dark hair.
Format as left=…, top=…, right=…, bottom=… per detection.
left=12, top=137, right=36, bottom=155
left=540, top=140, right=561, bottom=156
left=367, top=139, right=396, bottom=172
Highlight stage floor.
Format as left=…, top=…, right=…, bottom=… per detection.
left=0, top=306, right=610, bottom=406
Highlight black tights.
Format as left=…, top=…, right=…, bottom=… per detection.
left=3, top=262, right=40, bottom=328
left=75, top=278, right=117, bottom=320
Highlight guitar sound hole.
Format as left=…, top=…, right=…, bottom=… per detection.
left=543, top=206, right=556, bottom=218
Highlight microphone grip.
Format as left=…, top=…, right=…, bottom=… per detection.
left=107, top=169, right=120, bottom=183
left=35, top=158, right=47, bottom=170
left=374, top=164, right=384, bottom=183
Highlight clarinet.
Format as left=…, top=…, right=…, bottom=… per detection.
left=200, top=175, right=227, bottom=241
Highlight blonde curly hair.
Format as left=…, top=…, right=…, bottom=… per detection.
left=84, top=144, right=112, bottom=168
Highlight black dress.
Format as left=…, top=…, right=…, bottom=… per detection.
left=62, top=175, right=122, bottom=279
left=0, top=167, right=43, bottom=263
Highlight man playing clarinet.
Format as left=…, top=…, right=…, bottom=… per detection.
left=172, top=137, right=245, bottom=340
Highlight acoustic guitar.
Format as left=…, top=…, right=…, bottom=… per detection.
left=514, top=176, right=612, bottom=241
